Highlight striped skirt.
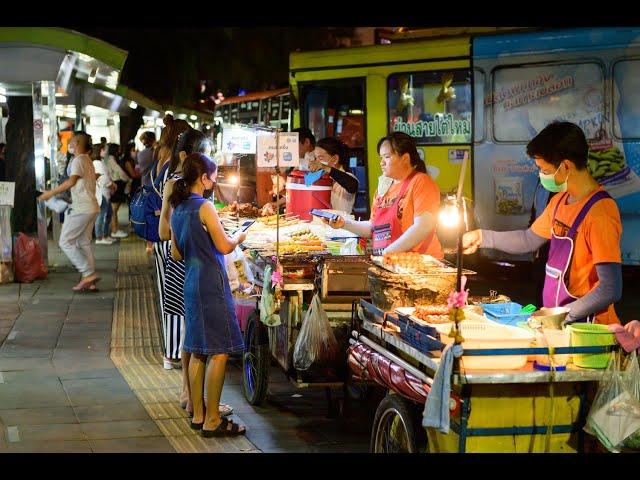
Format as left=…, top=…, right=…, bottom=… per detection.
left=153, top=240, right=185, bottom=360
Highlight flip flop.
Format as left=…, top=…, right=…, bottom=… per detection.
left=201, top=417, right=246, bottom=438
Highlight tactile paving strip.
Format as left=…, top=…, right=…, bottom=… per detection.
left=111, top=237, right=259, bottom=453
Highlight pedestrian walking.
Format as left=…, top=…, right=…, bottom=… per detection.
left=92, top=147, right=116, bottom=245
left=169, top=152, right=246, bottom=437
left=103, top=143, right=130, bottom=238
left=38, top=131, right=100, bottom=291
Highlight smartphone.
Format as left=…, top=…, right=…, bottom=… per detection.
left=310, top=209, right=338, bottom=222
left=233, top=220, right=255, bottom=236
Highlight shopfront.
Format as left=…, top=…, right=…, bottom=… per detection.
left=0, top=27, right=127, bottom=264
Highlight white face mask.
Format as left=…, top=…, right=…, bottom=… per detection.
left=68, top=146, right=75, bottom=155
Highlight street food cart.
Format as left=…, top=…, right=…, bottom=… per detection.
left=346, top=253, right=619, bottom=453
left=226, top=212, right=372, bottom=414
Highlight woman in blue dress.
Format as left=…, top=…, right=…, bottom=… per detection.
left=169, top=152, right=247, bottom=437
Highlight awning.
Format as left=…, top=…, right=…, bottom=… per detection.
left=0, top=27, right=127, bottom=88
left=217, top=87, right=289, bottom=106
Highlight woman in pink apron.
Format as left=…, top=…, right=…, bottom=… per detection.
left=324, top=132, right=443, bottom=259
left=462, top=122, right=622, bottom=325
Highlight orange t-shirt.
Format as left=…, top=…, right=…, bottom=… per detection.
left=370, top=172, right=443, bottom=259
left=531, top=186, right=622, bottom=324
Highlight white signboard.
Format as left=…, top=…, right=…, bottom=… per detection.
left=256, top=132, right=299, bottom=168
left=0, top=182, right=15, bottom=207
left=221, top=125, right=257, bottom=154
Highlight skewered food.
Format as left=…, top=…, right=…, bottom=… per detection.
left=376, top=252, right=445, bottom=274
left=414, top=304, right=451, bottom=324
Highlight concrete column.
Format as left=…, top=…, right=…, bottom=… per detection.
left=5, top=95, right=37, bottom=236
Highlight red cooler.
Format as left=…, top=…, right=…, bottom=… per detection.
left=285, top=170, right=332, bottom=221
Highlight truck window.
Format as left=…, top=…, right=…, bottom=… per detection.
left=491, top=62, right=605, bottom=143
left=387, top=69, right=472, bottom=145
left=613, top=58, right=640, bottom=140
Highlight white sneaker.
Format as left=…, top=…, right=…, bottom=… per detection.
left=95, top=239, right=107, bottom=245
left=103, top=237, right=117, bottom=244
left=163, top=358, right=182, bottom=370
left=111, top=230, right=129, bottom=238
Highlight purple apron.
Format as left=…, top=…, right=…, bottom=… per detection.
left=542, top=190, right=611, bottom=323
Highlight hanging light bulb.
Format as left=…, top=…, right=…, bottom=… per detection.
left=129, top=101, right=138, bottom=109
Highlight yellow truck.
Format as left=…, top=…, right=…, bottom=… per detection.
left=289, top=36, right=473, bottom=218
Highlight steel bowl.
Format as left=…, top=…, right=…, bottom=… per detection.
left=528, top=307, right=570, bottom=330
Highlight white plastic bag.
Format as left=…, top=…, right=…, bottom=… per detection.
left=293, top=293, right=339, bottom=371
left=584, top=351, right=640, bottom=452
left=623, top=350, right=640, bottom=450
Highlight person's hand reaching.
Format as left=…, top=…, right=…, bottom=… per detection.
left=38, top=191, right=53, bottom=202
left=322, top=215, right=345, bottom=230
left=462, top=229, right=482, bottom=254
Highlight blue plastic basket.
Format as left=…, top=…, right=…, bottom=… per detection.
left=481, top=302, right=532, bottom=326
left=391, top=312, right=443, bottom=352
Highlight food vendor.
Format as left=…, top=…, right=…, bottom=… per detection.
left=308, top=137, right=359, bottom=215
left=462, top=121, right=622, bottom=325
left=324, top=132, right=443, bottom=258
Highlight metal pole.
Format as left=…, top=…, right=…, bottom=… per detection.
left=46, top=81, right=62, bottom=245
left=32, top=82, right=48, bottom=265
left=275, top=128, right=280, bottom=260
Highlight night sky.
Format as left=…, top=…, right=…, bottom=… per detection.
left=73, top=27, right=355, bottom=108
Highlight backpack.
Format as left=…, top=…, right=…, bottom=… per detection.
left=130, top=155, right=168, bottom=242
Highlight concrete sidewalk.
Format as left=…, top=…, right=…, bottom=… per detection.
left=0, top=238, right=176, bottom=452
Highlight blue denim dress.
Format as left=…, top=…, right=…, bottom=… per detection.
left=170, top=194, right=244, bottom=355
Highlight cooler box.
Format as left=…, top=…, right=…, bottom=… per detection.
left=285, top=170, right=332, bottom=221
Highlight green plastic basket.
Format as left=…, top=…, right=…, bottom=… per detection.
left=569, top=323, right=615, bottom=369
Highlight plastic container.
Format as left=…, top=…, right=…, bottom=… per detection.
left=481, top=302, right=531, bottom=326
left=457, top=323, right=535, bottom=370
left=285, top=170, right=332, bottom=221
left=569, top=323, right=615, bottom=369
left=534, top=328, right=571, bottom=367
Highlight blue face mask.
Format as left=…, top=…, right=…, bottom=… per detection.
left=539, top=165, right=569, bottom=193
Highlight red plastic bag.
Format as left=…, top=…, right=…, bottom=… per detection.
left=14, top=233, right=48, bottom=283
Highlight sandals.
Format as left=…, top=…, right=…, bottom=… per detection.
left=186, top=404, right=233, bottom=418
left=72, top=276, right=101, bottom=292
left=201, top=417, right=246, bottom=438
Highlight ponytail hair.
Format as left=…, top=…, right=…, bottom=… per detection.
left=169, top=152, right=217, bottom=208
left=316, top=137, right=352, bottom=173
left=377, top=132, right=427, bottom=174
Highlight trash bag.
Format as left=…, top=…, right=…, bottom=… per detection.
left=584, top=351, right=640, bottom=452
left=293, top=293, right=339, bottom=371
left=13, top=233, right=48, bottom=283
left=623, top=350, right=640, bottom=450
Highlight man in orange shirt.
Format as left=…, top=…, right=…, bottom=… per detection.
left=463, top=122, right=622, bottom=325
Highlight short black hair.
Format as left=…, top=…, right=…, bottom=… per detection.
left=526, top=121, right=588, bottom=170
left=292, top=127, right=315, bottom=147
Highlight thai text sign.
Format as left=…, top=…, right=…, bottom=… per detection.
left=256, top=132, right=299, bottom=168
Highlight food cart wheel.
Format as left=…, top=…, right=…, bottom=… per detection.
left=371, top=393, right=425, bottom=453
left=242, top=310, right=269, bottom=405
